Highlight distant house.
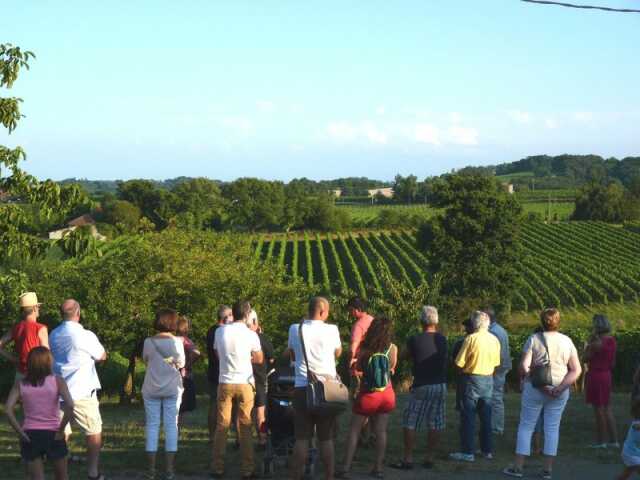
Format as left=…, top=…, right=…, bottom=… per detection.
left=502, top=183, right=515, bottom=194
left=368, top=187, right=394, bottom=199
left=330, top=189, right=342, bottom=198
left=48, top=214, right=106, bottom=241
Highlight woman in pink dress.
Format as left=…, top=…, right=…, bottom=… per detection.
left=585, top=314, right=619, bottom=448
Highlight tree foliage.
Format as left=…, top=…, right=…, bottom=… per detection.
left=571, top=182, right=640, bottom=223
left=417, top=174, right=523, bottom=308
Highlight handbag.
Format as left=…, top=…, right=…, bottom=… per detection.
left=298, top=320, right=349, bottom=416
left=530, top=332, right=554, bottom=388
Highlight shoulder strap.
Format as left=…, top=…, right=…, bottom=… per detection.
left=150, top=337, right=179, bottom=371
left=537, top=332, right=551, bottom=363
left=298, top=320, right=312, bottom=381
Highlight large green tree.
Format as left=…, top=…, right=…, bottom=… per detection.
left=571, top=182, right=640, bottom=223
left=417, top=174, right=523, bottom=309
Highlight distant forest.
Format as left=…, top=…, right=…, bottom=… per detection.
left=59, top=154, right=640, bottom=196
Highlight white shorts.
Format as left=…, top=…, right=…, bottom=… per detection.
left=622, top=453, right=640, bottom=467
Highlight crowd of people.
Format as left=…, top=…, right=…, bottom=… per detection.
left=1, top=292, right=639, bottom=480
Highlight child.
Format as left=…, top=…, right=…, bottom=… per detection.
left=5, top=346, right=74, bottom=480
left=618, top=399, right=640, bottom=480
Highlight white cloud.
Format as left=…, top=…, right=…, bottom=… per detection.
left=221, top=116, right=252, bottom=133
left=326, top=122, right=358, bottom=141
left=256, top=100, right=276, bottom=112
left=545, top=117, right=558, bottom=129
left=362, top=122, right=388, bottom=144
left=414, top=124, right=441, bottom=145
left=376, top=105, right=386, bottom=116
left=573, top=111, right=594, bottom=122
left=326, top=121, right=388, bottom=145
left=449, top=112, right=463, bottom=124
left=448, top=126, right=479, bottom=146
left=507, top=110, right=532, bottom=124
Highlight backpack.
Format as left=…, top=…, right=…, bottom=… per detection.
left=362, top=346, right=392, bottom=392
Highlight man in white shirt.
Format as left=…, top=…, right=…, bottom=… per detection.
left=211, top=301, right=263, bottom=479
left=286, top=296, right=342, bottom=480
left=49, top=299, right=107, bottom=480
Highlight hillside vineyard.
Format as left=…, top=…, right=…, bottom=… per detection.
left=254, top=222, right=640, bottom=312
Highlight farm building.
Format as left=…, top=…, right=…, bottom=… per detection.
left=48, top=214, right=106, bottom=241
left=367, top=187, right=394, bottom=198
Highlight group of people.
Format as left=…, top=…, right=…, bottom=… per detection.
left=1, top=291, right=639, bottom=480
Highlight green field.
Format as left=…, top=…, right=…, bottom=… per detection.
left=255, top=222, right=640, bottom=315
left=340, top=201, right=574, bottom=226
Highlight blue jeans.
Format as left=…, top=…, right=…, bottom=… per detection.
left=460, top=374, right=494, bottom=455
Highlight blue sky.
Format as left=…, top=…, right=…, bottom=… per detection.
left=1, top=1, right=639, bottom=181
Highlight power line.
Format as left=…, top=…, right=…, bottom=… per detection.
left=521, top=0, right=640, bottom=13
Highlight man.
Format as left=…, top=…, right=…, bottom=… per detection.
left=391, top=306, right=448, bottom=471
left=49, top=299, right=107, bottom=480
left=347, top=297, right=374, bottom=443
left=0, top=292, right=49, bottom=381
left=485, top=306, right=512, bottom=435
left=211, top=301, right=263, bottom=479
left=246, top=309, right=274, bottom=447
left=286, top=296, right=342, bottom=480
left=206, top=305, right=233, bottom=441
left=450, top=310, right=501, bottom=463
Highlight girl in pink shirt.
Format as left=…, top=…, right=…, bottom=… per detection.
left=5, top=346, right=74, bottom=480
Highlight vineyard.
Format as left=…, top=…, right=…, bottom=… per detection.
left=254, top=222, right=640, bottom=312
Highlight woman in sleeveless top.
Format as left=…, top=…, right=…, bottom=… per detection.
left=338, top=316, right=397, bottom=479
left=585, top=314, right=619, bottom=448
left=5, top=346, right=74, bottom=480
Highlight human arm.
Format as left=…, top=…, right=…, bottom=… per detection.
left=37, top=326, right=49, bottom=349
left=55, top=377, right=74, bottom=440
left=454, top=336, right=470, bottom=371
left=389, top=344, right=398, bottom=374
left=349, top=325, right=363, bottom=366
left=5, top=383, right=30, bottom=443
left=0, top=330, right=17, bottom=364
left=334, top=325, right=343, bottom=360
left=86, top=332, right=107, bottom=362
left=250, top=332, right=264, bottom=364
left=174, top=338, right=186, bottom=369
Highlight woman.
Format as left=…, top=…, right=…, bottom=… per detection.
left=176, top=316, right=201, bottom=427
left=5, top=346, right=74, bottom=480
left=503, top=308, right=582, bottom=480
left=142, top=308, right=186, bottom=480
left=338, top=316, right=397, bottom=478
left=584, top=314, right=618, bottom=448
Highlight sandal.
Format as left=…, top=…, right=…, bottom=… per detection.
left=389, top=460, right=413, bottom=470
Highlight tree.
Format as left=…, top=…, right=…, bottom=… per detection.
left=1, top=45, right=87, bottom=265
left=417, top=174, right=523, bottom=307
left=393, top=174, right=418, bottom=204
left=171, top=178, right=225, bottom=230
left=102, top=199, right=142, bottom=231
left=221, top=178, right=285, bottom=231
left=117, top=179, right=176, bottom=229
left=572, top=182, right=639, bottom=222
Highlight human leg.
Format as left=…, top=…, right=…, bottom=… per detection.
left=341, top=413, right=367, bottom=472
left=593, top=406, right=606, bottom=444
left=492, top=370, right=507, bottom=435
left=605, top=405, right=619, bottom=444
left=26, top=458, right=45, bottom=480
left=207, top=382, right=218, bottom=442
left=53, top=457, right=69, bottom=480
left=478, top=396, right=494, bottom=455
left=291, top=388, right=312, bottom=480
left=513, top=383, right=544, bottom=469
left=372, top=414, right=389, bottom=473
left=211, top=384, right=234, bottom=475
left=72, top=397, right=103, bottom=478
left=237, top=384, right=256, bottom=476
left=162, top=395, right=181, bottom=474
left=144, top=396, right=161, bottom=475
left=459, top=379, right=478, bottom=455
left=319, top=439, right=336, bottom=480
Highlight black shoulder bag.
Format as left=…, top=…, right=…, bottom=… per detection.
left=530, top=332, right=553, bottom=388
left=298, top=321, right=349, bottom=416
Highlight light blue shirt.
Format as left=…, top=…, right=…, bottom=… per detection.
left=49, top=321, right=105, bottom=400
left=489, top=321, right=512, bottom=372
left=624, top=421, right=640, bottom=460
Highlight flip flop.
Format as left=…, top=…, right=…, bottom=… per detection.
left=389, top=460, right=413, bottom=470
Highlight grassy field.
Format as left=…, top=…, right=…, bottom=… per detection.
left=340, top=202, right=574, bottom=224
left=0, top=391, right=628, bottom=479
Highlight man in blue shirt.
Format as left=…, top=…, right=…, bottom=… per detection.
left=485, top=306, right=512, bottom=436
left=50, top=299, right=107, bottom=480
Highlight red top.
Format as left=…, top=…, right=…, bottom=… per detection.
left=350, top=313, right=374, bottom=368
left=12, top=320, right=46, bottom=374
left=588, top=336, right=616, bottom=372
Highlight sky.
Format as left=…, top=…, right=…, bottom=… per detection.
left=1, top=1, right=639, bottom=181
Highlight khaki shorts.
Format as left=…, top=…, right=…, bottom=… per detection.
left=62, top=397, right=102, bottom=436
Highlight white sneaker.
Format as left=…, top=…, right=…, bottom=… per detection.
left=502, top=466, right=524, bottom=478
left=449, top=452, right=475, bottom=462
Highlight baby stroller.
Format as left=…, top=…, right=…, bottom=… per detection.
left=262, top=365, right=316, bottom=478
